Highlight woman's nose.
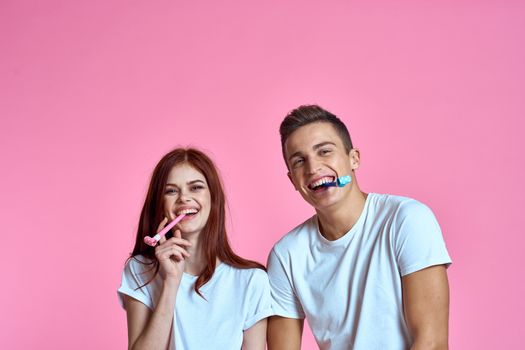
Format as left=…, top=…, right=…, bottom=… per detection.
left=177, top=191, right=191, bottom=202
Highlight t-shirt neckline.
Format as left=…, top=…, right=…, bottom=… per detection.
left=314, top=193, right=374, bottom=246
left=181, top=261, right=226, bottom=283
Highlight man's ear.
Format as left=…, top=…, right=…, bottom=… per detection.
left=287, top=171, right=299, bottom=191
left=349, top=149, right=361, bottom=170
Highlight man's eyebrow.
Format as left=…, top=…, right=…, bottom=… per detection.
left=313, top=141, right=336, bottom=150
left=287, top=141, right=336, bottom=161
left=288, top=151, right=303, bottom=162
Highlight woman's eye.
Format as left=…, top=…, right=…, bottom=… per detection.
left=191, top=185, right=204, bottom=191
left=165, top=188, right=178, bottom=195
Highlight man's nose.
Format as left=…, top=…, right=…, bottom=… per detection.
left=306, top=158, right=322, bottom=175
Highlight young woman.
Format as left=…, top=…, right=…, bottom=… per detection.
left=118, top=148, right=272, bottom=349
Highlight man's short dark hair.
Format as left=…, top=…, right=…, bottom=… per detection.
left=279, top=104, right=353, bottom=162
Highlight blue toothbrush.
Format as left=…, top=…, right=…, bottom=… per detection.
left=320, top=175, right=352, bottom=188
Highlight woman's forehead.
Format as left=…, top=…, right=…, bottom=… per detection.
left=167, top=163, right=206, bottom=183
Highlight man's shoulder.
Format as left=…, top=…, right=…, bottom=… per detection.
left=370, top=193, right=429, bottom=216
left=370, top=193, right=438, bottom=235
left=271, top=215, right=317, bottom=255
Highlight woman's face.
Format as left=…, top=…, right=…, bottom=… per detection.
left=163, top=163, right=211, bottom=236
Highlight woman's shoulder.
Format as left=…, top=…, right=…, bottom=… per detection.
left=220, top=264, right=269, bottom=286
left=123, top=255, right=157, bottom=280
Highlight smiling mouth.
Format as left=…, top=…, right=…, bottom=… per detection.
left=176, top=208, right=199, bottom=217
left=308, top=176, right=335, bottom=191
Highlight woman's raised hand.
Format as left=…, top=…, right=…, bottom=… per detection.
left=154, top=217, right=192, bottom=283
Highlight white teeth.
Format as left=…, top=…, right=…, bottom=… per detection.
left=176, top=208, right=198, bottom=215
left=310, top=177, right=334, bottom=189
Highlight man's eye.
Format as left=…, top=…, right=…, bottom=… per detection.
left=292, top=159, right=304, bottom=167
left=320, top=149, right=332, bottom=155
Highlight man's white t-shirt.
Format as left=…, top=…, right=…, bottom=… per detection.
left=267, top=193, right=452, bottom=350
left=118, top=257, right=273, bottom=350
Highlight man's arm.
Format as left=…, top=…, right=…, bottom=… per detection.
left=402, top=265, right=450, bottom=350
left=267, top=316, right=304, bottom=350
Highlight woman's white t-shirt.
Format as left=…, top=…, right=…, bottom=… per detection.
left=118, top=257, right=273, bottom=349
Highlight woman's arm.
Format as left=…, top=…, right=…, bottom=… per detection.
left=242, top=319, right=268, bottom=350
left=125, top=225, right=191, bottom=350
left=124, top=279, right=180, bottom=350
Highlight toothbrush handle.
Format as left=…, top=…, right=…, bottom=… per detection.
left=156, top=214, right=186, bottom=239
left=144, top=214, right=186, bottom=246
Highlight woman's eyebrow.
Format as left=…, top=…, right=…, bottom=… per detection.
left=187, top=179, right=206, bottom=185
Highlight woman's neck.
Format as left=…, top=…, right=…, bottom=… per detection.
left=182, top=232, right=219, bottom=276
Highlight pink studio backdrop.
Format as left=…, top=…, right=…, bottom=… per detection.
left=1, top=1, right=524, bottom=349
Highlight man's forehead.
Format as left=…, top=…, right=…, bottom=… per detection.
left=285, top=122, right=342, bottom=155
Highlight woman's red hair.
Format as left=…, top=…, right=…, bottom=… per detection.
left=129, top=148, right=264, bottom=297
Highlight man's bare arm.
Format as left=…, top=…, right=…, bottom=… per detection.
left=267, top=316, right=304, bottom=350
left=402, top=265, right=450, bottom=350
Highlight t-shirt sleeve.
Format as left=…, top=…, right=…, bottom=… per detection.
left=394, top=200, right=452, bottom=276
left=266, top=249, right=305, bottom=319
left=117, top=258, right=155, bottom=310
left=243, top=269, right=275, bottom=330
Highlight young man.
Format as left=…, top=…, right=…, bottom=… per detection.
left=267, top=105, right=452, bottom=350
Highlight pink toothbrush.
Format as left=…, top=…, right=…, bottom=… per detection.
left=144, top=214, right=186, bottom=247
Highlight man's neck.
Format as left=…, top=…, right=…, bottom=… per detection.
left=316, top=189, right=368, bottom=241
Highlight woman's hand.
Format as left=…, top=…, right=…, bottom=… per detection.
left=154, top=217, right=192, bottom=284
left=126, top=217, right=190, bottom=350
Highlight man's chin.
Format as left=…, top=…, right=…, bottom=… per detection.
left=307, top=197, right=341, bottom=211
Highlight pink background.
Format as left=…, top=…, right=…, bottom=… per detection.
left=1, top=0, right=524, bottom=349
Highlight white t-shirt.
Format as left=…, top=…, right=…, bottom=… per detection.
left=118, top=257, right=273, bottom=350
left=267, top=193, right=452, bottom=350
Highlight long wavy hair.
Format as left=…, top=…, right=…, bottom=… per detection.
left=129, top=148, right=264, bottom=297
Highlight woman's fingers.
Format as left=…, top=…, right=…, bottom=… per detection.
left=156, top=248, right=188, bottom=262
left=155, top=225, right=191, bottom=262
left=158, top=235, right=192, bottom=248
left=157, top=217, right=168, bottom=232
left=169, top=237, right=192, bottom=247
left=157, top=217, right=169, bottom=244
left=155, top=243, right=191, bottom=261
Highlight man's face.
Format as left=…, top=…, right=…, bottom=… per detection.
left=284, top=122, right=359, bottom=210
